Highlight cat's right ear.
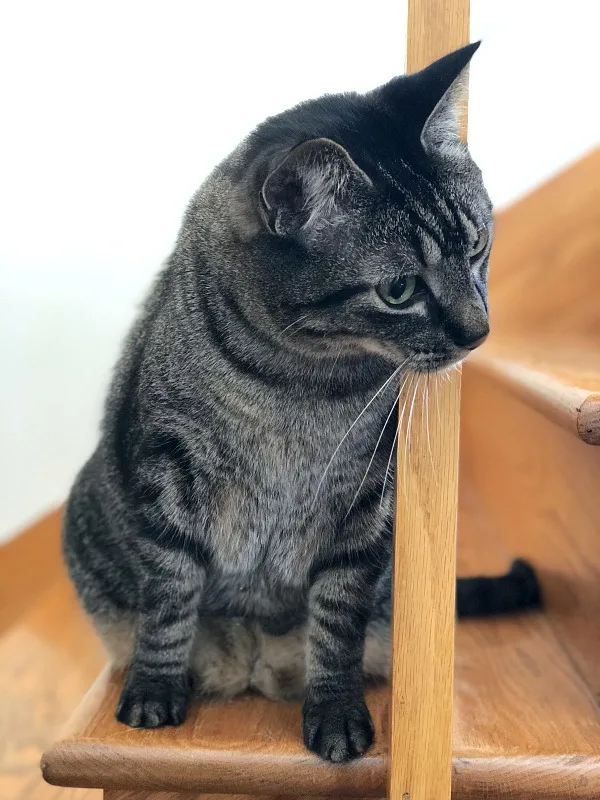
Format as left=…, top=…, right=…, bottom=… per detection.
left=377, top=42, right=480, bottom=154
left=260, top=138, right=372, bottom=239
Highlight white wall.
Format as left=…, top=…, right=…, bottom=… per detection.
left=1, top=1, right=598, bottom=541
left=470, top=1, right=599, bottom=207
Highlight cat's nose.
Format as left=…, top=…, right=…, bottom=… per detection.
left=453, top=325, right=489, bottom=350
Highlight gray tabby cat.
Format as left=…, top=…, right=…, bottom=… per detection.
left=64, top=43, right=540, bottom=763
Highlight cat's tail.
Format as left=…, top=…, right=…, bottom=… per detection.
left=456, top=558, right=542, bottom=618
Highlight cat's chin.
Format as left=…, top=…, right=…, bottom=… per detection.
left=409, top=352, right=464, bottom=373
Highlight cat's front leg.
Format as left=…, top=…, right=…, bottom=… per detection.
left=116, top=543, right=205, bottom=729
left=303, top=559, right=380, bottom=762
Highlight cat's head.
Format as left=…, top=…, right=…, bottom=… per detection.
left=231, top=43, right=491, bottom=372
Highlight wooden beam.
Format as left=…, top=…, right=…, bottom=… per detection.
left=388, top=1, right=470, bottom=798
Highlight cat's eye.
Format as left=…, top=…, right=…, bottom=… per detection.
left=377, top=275, right=418, bottom=307
left=469, top=228, right=489, bottom=261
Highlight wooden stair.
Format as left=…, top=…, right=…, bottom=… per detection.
left=471, top=341, right=600, bottom=445
left=3, top=484, right=600, bottom=798
left=26, top=459, right=600, bottom=799
left=0, top=528, right=104, bottom=800
left=36, top=148, right=600, bottom=798
left=453, top=146, right=600, bottom=796
left=1, top=22, right=598, bottom=800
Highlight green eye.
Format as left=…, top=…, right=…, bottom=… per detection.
left=469, top=228, right=489, bottom=260
left=377, top=275, right=417, bottom=307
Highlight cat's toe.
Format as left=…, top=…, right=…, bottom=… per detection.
left=303, top=697, right=374, bottom=762
left=116, top=673, right=191, bottom=728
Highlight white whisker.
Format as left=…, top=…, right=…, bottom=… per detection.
left=287, top=321, right=312, bottom=337
left=313, top=363, right=405, bottom=503
left=380, top=423, right=400, bottom=509
left=403, top=373, right=421, bottom=494
left=425, top=372, right=434, bottom=469
left=324, top=345, right=343, bottom=391
left=380, top=370, right=412, bottom=508
left=345, top=392, right=400, bottom=519
left=397, top=372, right=416, bottom=501
left=280, top=314, right=311, bottom=335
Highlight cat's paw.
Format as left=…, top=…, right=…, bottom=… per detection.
left=116, top=672, right=191, bottom=728
left=303, top=696, right=374, bottom=762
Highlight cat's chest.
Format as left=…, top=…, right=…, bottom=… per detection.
left=206, top=397, right=395, bottom=577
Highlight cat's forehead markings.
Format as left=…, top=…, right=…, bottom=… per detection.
left=386, top=158, right=457, bottom=230
left=377, top=162, right=449, bottom=244
left=455, top=207, right=478, bottom=238
left=418, top=233, right=442, bottom=266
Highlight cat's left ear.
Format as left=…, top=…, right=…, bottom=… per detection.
left=380, top=41, right=480, bottom=153
left=261, top=138, right=372, bottom=239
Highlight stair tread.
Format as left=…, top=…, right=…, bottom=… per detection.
left=471, top=340, right=600, bottom=444
left=488, top=147, right=600, bottom=342
left=476, top=339, right=600, bottom=394
left=0, top=579, right=105, bottom=800
left=39, top=485, right=600, bottom=798
left=453, top=483, right=600, bottom=797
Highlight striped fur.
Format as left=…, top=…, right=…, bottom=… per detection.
left=63, top=45, right=540, bottom=764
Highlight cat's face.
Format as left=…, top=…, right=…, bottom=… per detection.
left=241, top=44, right=491, bottom=372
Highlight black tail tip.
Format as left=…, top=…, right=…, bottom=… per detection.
left=509, top=558, right=543, bottom=610
left=456, top=558, right=543, bottom=619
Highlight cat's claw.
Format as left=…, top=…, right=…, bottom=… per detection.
left=116, top=673, right=191, bottom=728
left=303, top=697, right=374, bottom=762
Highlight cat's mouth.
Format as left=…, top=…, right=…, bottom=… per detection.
left=410, top=352, right=463, bottom=373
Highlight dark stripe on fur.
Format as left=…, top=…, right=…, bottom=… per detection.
left=287, top=284, right=371, bottom=311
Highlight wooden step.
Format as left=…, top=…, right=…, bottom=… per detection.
left=461, top=362, right=600, bottom=707
left=471, top=340, right=600, bottom=445
left=39, top=465, right=600, bottom=799
left=0, top=577, right=105, bottom=800
left=0, top=509, right=64, bottom=635
left=487, top=147, right=600, bottom=342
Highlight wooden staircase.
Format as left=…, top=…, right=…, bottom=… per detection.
left=0, top=148, right=593, bottom=799
left=1, top=0, right=599, bottom=792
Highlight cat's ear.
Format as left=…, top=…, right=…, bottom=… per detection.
left=260, top=138, right=372, bottom=238
left=419, top=41, right=480, bottom=152
left=379, top=42, right=480, bottom=153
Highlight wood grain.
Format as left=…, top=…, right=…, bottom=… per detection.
left=461, top=364, right=600, bottom=704
left=452, top=755, right=600, bottom=800
left=453, top=479, right=600, bottom=800
left=0, top=508, right=64, bottom=635
left=405, top=0, right=469, bottom=75
left=391, top=374, right=461, bottom=800
left=390, top=1, right=469, bottom=798
left=471, top=342, right=600, bottom=445
left=104, top=794, right=381, bottom=800
left=0, top=575, right=105, bottom=800
left=472, top=148, right=600, bottom=447
left=42, top=671, right=388, bottom=796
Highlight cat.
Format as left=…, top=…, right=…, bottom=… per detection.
left=63, top=42, right=540, bottom=764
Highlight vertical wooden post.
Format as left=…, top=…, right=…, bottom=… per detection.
left=388, top=1, right=469, bottom=799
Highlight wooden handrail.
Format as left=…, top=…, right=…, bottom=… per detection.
left=389, top=1, right=469, bottom=798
